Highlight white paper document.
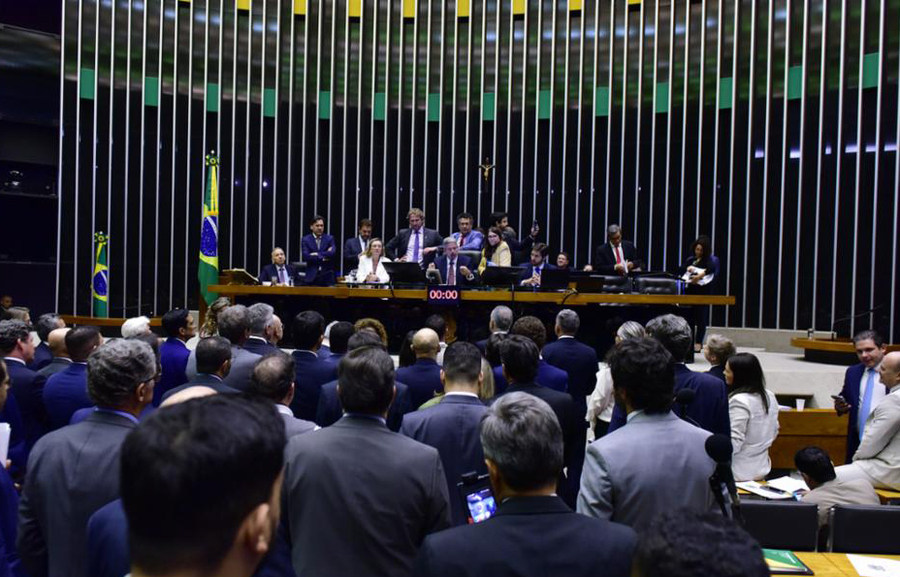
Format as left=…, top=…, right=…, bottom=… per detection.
left=847, top=554, right=900, bottom=577
left=765, top=476, right=810, bottom=494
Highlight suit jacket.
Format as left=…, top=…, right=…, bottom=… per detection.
left=28, top=343, right=53, bottom=372
left=577, top=410, right=716, bottom=530
left=243, top=336, right=280, bottom=357
left=160, top=373, right=239, bottom=402
left=277, top=405, right=317, bottom=438
left=400, top=394, right=489, bottom=526
left=301, top=233, right=337, bottom=284
left=37, top=358, right=71, bottom=379
left=157, top=337, right=190, bottom=405
left=290, top=350, right=338, bottom=421
left=386, top=227, right=443, bottom=266
left=492, top=360, right=569, bottom=395
left=801, top=478, right=880, bottom=527
left=839, top=363, right=889, bottom=462
left=17, top=410, right=137, bottom=577
left=432, top=255, right=477, bottom=286
left=413, top=496, right=636, bottom=577
left=343, top=236, right=367, bottom=272
left=42, top=363, right=92, bottom=431
left=315, top=379, right=413, bottom=432
left=260, top=263, right=298, bottom=285
left=593, top=240, right=643, bottom=275
left=450, top=230, right=483, bottom=252
left=853, top=386, right=900, bottom=489
left=397, top=359, right=444, bottom=409
left=283, top=416, right=451, bottom=577
left=707, top=364, right=726, bottom=382
left=608, top=364, right=731, bottom=437
left=5, top=359, right=48, bottom=448
left=0, top=464, right=20, bottom=577
left=543, top=337, right=599, bottom=408
left=517, top=262, right=556, bottom=284
left=186, top=344, right=261, bottom=392
left=0, top=393, right=27, bottom=475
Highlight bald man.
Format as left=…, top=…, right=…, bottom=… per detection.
left=38, top=328, right=72, bottom=378
left=396, top=328, right=444, bottom=408
left=160, top=385, right=217, bottom=408
left=836, top=351, right=900, bottom=490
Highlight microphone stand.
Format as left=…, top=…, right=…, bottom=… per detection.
left=708, top=467, right=744, bottom=525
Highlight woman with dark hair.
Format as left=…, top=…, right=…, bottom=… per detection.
left=477, top=227, right=512, bottom=274
left=679, top=235, right=719, bottom=352
left=725, top=353, right=779, bottom=481
left=398, top=330, right=418, bottom=368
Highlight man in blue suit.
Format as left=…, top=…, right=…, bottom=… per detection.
left=29, top=314, right=64, bottom=371
left=38, top=328, right=72, bottom=379
left=396, top=328, right=444, bottom=409
left=449, top=212, right=483, bottom=252
left=834, top=330, right=890, bottom=463
left=343, top=218, right=373, bottom=273
left=428, top=238, right=478, bottom=286
left=157, top=308, right=196, bottom=405
left=0, top=320, right=50, bottom=448
left=161, top=336, right=238, bottom=402
left=401, top=342, right=488, bottom=526
left=290, top=311, right=337, bottom=421
left=43, top=326, right=102, bottom=430
left=321, top=321, right=353, bottom=368
left=301, top=215, right=337, bottom=286
left=518, top=242, right=555, bottom=287
left=492, top=316, right=568, bottom=394
left=259, top=247, right=298, bottom=286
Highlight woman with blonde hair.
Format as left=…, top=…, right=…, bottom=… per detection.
left=354, top=237, right=391, bottom=284
left=198, top=296, right=231, bottom=338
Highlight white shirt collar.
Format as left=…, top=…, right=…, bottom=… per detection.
left=248, top=336, right=268, bottom=343
left=276, top=404, right=294, bottom=417
left=444, top=391, right=479, bottom=399
left=626, top=409, right=645, bottom=422
left=3, top=357, right=25, bottom=366
left=557, top=335, right=575, bottom=340
left=296, top=350, right=318, bottom=356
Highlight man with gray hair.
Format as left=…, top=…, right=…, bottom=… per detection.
left=18, top=338, right=157, bottom=577
left=413, top=392, right=636, bottom=577
left=30, top=313, right=65, bottom=371
left=608, top=314, right=729, bottom=436
left=428, top=237, right=477, bottom=286
left=244, top=302, right=280, bottom=356
left=703, top=333, right=736, bottom=382
left=475, top=305, right=514, bottom=355
left=121, top=316, right=151, bottom=338
left=186, top=305, right=261, bottom=391
left=585, top=224, right=643, bottom=276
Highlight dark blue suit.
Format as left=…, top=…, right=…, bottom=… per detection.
left=707, top=364, right=726, bottom=382
left=431, top=255, right=476, bottom=286
left=322, top=352, right=344, bottom=369
left=400, top=395, right=489, bottom=526
left=260, top=263, right=299, bottom=285
left=492, top=361, right=569, bottom=395
left=608, top=364, right=730, bottom=437
left=839, top=363, right=889, bottom=463
left=43, top=363, right=92, bottom=430
left=157, top=338, right=191, bottom=406
left=28, top=343, right=53, bottom=372
left=343, top=236, right=367, bottom=272
left=0, top=464, right=21, bottom=577
left=243, top=336, right=279, bottom=357
left=301, top=233, right=337, bottom=286
left=396, top=359, right=444, bottom=409
left=290, top=350, right=338, bottom=421
left=5, top=359, right=48, bottom=448
left=517, top=262, right=556, bottom=284
left=315, top=379, right=413, bottom=432
left=0, top=393, right=27, bottom=475
left=160, top=373, right=239, bottom=402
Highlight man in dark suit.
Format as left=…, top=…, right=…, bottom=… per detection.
left=43, top=326, right=102, bottom=430
left=259, top=246, right=298, bottom=286
left=401, top=342, right=488, bottom=526
left=17, top=338, right=157, bottom=577
left=397, top=328, right=444, bottom=408
left=157, top=308, right=196, bottom=404
left=492, top=316, right=568, bottom=394
left=518, top=242, right=556, bottom=287
left=161, top=336, right=238, bottom=402
left=283, top=345, right=450, bottom=577
left=495, top=334, right=579, bottom=507
left=186, top=305, right=262, bottom=392
left=608, top=314, right=730, bottom=436
left=343, top=218, right=373, bottom=273
left=244, top=303, right=280, bottom=357
left=413, top=392, right=636, bottom=577
left=474, top=305, right=513, bottom=355
left=834, top=330, right=890, bottom=462
left=703, top=333, right=735, bottom=383
left=0, top=319, right=50, bottom=448
left=586, top=223, right=644, bottom=275
left=290, top=311, right=337, bottom=421
left=301, top=215, right=337, bottom=286
left=250, top=353, right=316, bottom=438
left=38, top=327, right=72, bottom=378
left=428, top=237, right=477, bottom=286
left=386, top=207, right=443, bottom=268
left=322, top=320, right=353, bottom=368
left=29, top=313, right=64, bottom=371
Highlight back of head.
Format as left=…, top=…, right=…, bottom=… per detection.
left=195, top=336, right=233, bottom=375
left=121, top=395, right=285, bottom=575
left=646, top=314, right=692, bottom=362
left=794, top=446, right=836, bottom=485
left=6, top=306, right=29, bottom=322
left=121, top=316, right=151, bottom=338
left=250, top=353, right=295, bottom=402
left=35, top=313, right=63, bottom=342
left=353, top=318, right=388, bottom=346
left=424, top=314, right=447, bottom=341
left=293, top=310, right=325, bottom=350
left=852, top=329, right=884, bottom=348
left=442, top=342, right=482, bottom=388
left=490, top=305, right=514, bottom=333
left=634, top=510, right=768, bottom=577
left=485, top=333, right=507, bottom=367
left=412, top=328, right=440, bottom=358
left=0, top=319, right=31, bottom=356
left=616, top=320, right=646, bottom=341
left=398, top=330, right=418, bottom=367
left=217, top=305, right=251, bottom=345
left=65, top=326, right=102, bottom=362
left=247, top=303, right=275, bottom=337
left=328, top=321, right=354, bottom=355
left=510, top=316, right=548, bottom=349
left=726, top=352, right=769, bottom=410
left=47, top=327, right=70, bottom=356
left=347, top=330, right=387, bottom=352
left=128, top=333, right=161, bottom=364
left=555, top=309, right=580, bottom=335
left=337, top=346, right=395, bottom=415
left=500, top=334, right=539, bottom=383
left=161, top=309, right=191, bottom=339
left=704, top=333, right=736, bottom=364
left=481, top=392, right=563, bottom=491
left=608, top=337, right=675, bottom=414
left=87, top=339, right=157, bottom=408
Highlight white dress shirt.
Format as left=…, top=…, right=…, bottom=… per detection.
left=859, top=365, right=888, bottom=420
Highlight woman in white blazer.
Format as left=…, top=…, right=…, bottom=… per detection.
left=725, top=352, right=780, bottom=481
left=354, top=238, right=391, bottom=283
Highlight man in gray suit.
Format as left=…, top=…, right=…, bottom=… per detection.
left=283, top=345, right=451, bottom=577
left=186, top=305, right=261, bottom=391
left=577, top=337, right=716, bottom=530
left=796, top=446, right=880, bottom=528
left=249, top=352, right=317, bottom=438
left=17, top=338, right=158, bottom=577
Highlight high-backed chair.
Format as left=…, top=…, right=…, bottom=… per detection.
left=829, top=504, right=900, bottom=554
left=740, top=500, right=820, bottom=551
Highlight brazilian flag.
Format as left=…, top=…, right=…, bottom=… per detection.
left=198, top=153, right=220, bottom=306
left=92, top=232, right=109, bottom=317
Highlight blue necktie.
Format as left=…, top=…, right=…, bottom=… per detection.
left=412, top=231, right=420, bottom=263
left=858, top=369, right=876, bottom=442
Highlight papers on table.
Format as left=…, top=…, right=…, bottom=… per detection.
left=765, top=476, right=810, bottom=494
left=735, top=480, right=796, bottom=500
left=847, top=554, right=900, bottom=577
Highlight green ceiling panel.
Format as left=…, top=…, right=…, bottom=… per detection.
left=655, top=82, right=669, bottom=113
left=719, top=77, right=733, bottom=109
left=206, top=83, right=219, bottom=112
left=595, top=87, right=610, bottom=117
left=144, top=77, right=159, bottom=107
left=79, top=68, right=94, bottom=100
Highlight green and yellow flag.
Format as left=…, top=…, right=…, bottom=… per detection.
left=92, top=232, right=109, bottom=317
left=198, top=153, right=220, bottom=306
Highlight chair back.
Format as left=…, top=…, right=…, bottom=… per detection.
left=740, top=500, right=820, bottom=551
left=829, top=504, right=900, bottom=553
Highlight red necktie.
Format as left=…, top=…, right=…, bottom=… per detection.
left=614, top=246, right=622, bottom=265
left=448, top=261, right=456, bottom=285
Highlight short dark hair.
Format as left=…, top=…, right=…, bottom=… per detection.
left=65, top=326, right=102, bottom=362
left=358, top=218, right=373, bottom=229
left=634, top=510, right=768, bottom=577
left=794, top=446, right=837, bottom=484
left=485, top=333, right=507, bottom=367
left=328, top=321, right=354, bottom=355
left=217, top=305, right=251, bottom=344
left=490, top=211, right=508, bottom=226
left=121, top=395, right=285, bottom=574
left=0, top=320, right=32, bottom=355
left=398, top=330, right=418, bottom=368
left=161, top=309, right=191, bottom=338
left=292, top=311, right=326, bottom=350
left=250, top=353, right=295, bottom=402
left=309, top=214, right=324, bottom=226
left=347, top=330, right=386, bottom=351
left=500, top=334, right=539, bottom=383
left=608, top=337, right=675, bottom=414
left=337, top=346, right=395, bottom=415
left=87, top=339, right=158, bottom=408
left=424, top=314, right=447, bottom=341
left=510, top=316, right=548, bottom=349
left=195, top=336, right=232, bottom=374
left=442, top=342, right=482, bottom=384
left=456, top=212, right=474, bottom=223
left=35, top=313, right=62, bottom=341
left=531, top=243, right=549, bottom=258
left=852, top=330, right=884, bottom=348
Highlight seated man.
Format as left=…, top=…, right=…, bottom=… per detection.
left=249, top=353, right=317, bottom=438
left=157, top=308, right=196, bottom=404
left=396, top=328, right=444, bottom=409
left=43, top=326, right=102, bottom=430
left=290, top=311, right=337, bottom=421
left=260, top=246, right=297, bottom=286
left=301, top=215, right=337, bottom=286
left=428, top=238, right=477, bottom=286
left=450, top=212, right=483, bottom=252
left=161, top=336, right=237, bottom=401
left=385, top=208, right=443, bottom=268
left=413, top=392, right=635, bottom=577
left=795, top=446, right=880, bottom=528
left=518, top=243, right=555, bottom=287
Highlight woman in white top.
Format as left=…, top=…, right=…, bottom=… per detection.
left=354, top=238, right=391, bottom=283
left=725, top=352, right=780, bottom=481
left=587, top=320, right=646, bottom=439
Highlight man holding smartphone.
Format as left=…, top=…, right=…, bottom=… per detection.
left=834, top=331, right=889, bottom=463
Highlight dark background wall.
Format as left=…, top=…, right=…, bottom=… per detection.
left=4, top=0, right=900, bottom=342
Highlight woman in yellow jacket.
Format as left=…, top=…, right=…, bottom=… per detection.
left=478, top=226, right=512, bottom=274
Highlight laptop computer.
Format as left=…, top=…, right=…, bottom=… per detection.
left=383, top=261, right=427, bottom=285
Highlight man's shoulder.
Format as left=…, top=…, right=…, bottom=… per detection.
left=406, top=399, right=486, bottom=424
left=844, top=363, right=865, bottom=380
left=682, top=368, right=727, bottom=392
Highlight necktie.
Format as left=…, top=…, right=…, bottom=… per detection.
left=361, top=238, right=367, bottom=253
left=460, top=233, right=466, bottom=247
left=858, top=369, right=876, bottom=442
left=412, top=231, right=420, bottom=263
left=316, top=236, right=321, bottom=250
left=448, top=260, right=456, bottom=285
left=278, top=267, right=286, bottom=284
left=535, top=265, right=542, bottom=286
left=614, top=245, right=622, bottom=265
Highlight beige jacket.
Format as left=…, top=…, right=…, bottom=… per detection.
left=853, top=385, right=900, bottom=489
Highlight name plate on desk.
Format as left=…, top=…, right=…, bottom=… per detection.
left=427, top=286, right=461, bottom=306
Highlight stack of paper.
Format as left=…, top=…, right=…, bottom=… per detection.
left=847, top=554, right=900, bottom=577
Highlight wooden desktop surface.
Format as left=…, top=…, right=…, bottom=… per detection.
left=799, top=552, right=900, bottom=576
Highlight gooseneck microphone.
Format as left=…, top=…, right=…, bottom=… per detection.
left=705, top=434, right=744, bottom=524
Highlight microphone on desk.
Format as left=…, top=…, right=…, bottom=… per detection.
left=705, top=434, right=744, bottom=524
